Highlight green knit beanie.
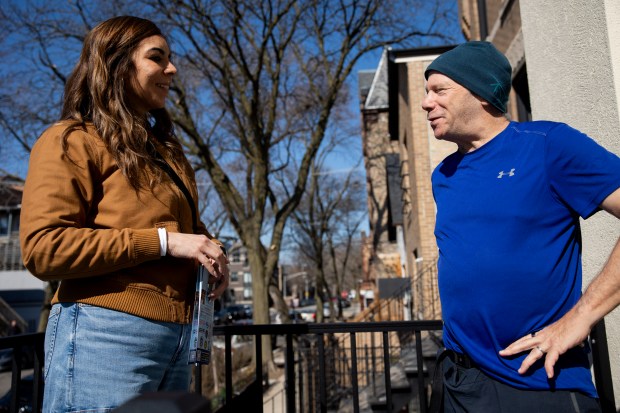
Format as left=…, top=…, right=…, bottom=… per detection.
left=424, top=41, right=512, bottom=113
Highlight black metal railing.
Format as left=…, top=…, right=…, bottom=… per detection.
left=202, top=321, right=443, bottom=413
left=1, top=319, right=617, bottom=413
left=353, top=259, right=440, bottom=325
left=0, top=332, right=44, bottom=413
left=412, top=259, right=440, bottom=321
left=325, top=321, right=438, bottom=410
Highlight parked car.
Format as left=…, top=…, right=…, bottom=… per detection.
left=298, top=309, right=316, bottom=322
left=288, top=310, right=305, bottom=323
left=298, top=298, right=316, bottom=307
left=213, top=308, right=234, bottom=325
left=322, top=303, right=331, bottom=317
left=225, top=304, right=253, bottom=321
left=269, top=309, right=305, bottom=324
left=0, top=347, right=34, bottom=373
left=337, top=297, right=351, bottom=308
left=214, top=304, right=253, bottom=325
left=226, top=304, right=252, bottom=320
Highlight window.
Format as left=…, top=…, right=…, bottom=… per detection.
left=243, top=272, right=252, bottom=284
left=231, top=250, right=241, bottom=263
left=512, top=64, right=532, bottom=122
left=0, top=210, right=20, bottom=236
left=243, top=287, right=252, bottom=299
left=243, top=273, right=252, bottom=299
left=0, top=212, right=8, bottom=236
left=11, top=211, right=19, bottom=234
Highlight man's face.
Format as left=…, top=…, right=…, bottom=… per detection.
left=421, top=72, right=483, bottom=143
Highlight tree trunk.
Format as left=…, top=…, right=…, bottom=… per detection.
left=247, top=250, right=271, bottom=363
left=269, top=282, right=290, bottom=323
left=315, top=298, right=323, bottom=323
left=335, top=284, right=344, bottom=320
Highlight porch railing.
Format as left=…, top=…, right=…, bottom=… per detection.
left=0, top=332, right=44, bottom=413
left=205, top=321, right=442, bottom=413
left=0, top=235, right=25, bottom=271
left=1, top=321, right=442, bottom=413
left=1, top=319, right=616, bottom=413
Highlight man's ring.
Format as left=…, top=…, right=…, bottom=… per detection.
left=536, top=346, right=546, bottom=355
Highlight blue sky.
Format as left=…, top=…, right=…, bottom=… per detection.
left=0, top=0, right=464, bottom=187
left=323, top=2, right=465, bottom=176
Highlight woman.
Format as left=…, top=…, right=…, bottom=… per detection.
left=19, top=16, right=229, bottom=412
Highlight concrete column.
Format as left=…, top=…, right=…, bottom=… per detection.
left=521, top=0, right=620, bottom=405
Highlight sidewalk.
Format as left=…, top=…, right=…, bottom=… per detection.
left=262, top=348, right=286, bottom=413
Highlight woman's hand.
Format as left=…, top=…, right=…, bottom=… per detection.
left=166, top=232, right=230, bottom=298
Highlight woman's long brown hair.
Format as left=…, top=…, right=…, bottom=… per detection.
left=60, top=15, right=184, bottom=190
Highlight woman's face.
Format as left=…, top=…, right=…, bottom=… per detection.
left=126, top=35, right=177, bottom=115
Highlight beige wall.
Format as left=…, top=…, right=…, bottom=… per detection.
left=606, top=0, right=620, bottom=121
left=521, top=0, right=620, bottom=404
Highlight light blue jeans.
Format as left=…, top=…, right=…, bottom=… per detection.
left=43, top=303, right=192, bottom=413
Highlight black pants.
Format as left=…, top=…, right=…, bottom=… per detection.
left=440, top=354, right=601, bottom=413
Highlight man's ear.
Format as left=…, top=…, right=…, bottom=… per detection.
left=475, top=94, right=490, bottom=107
left=478, top=97, right=503, bottom=116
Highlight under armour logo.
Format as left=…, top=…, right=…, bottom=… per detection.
left=497, top=168, right=515, bottom=178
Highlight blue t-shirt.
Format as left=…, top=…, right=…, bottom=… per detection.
left=432, top=121, right=620, bottom=397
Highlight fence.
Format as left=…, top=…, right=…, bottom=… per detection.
left=1, top=319, right=616, bottom=412
left=198, top=320, right=443, bottom=413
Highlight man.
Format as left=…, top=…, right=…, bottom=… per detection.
left=422, top=41, right=620, bottom=412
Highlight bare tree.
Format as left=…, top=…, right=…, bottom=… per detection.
left=0, top=1, right=142, bottom=166
left=0, top=0, right=456, bottom=366
left=326, top=178, right=366, bottom=319
left=156, top=0, right=452, bottom=366
left=289, top=152, right=366, bottom=322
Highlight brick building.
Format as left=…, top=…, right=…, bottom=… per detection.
left=0, top=173, right=45, bottom=334
left=226, top=240, right=253, bottom=305
left=359, top=47, right=457, bottom=319
left=358, top=52, right=401, bottom=305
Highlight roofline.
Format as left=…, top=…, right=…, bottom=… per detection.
left=387, top=45, right=457, bottom=63
left=364, top=48, right=389, bottom=110
left=387, top=45, right=456, bottom=141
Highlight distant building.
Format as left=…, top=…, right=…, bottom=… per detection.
left=0, top=173, right=45, bottom=334
left=226, top=240, right=253, bottom=304
left=0, top=173, right=24, bottom=271
left=358, top=47, right=456, bottom=319
left=358, top=54, right=403, bottom=310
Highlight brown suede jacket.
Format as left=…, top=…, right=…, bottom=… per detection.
left=20, top=122, right=218, bottom=324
